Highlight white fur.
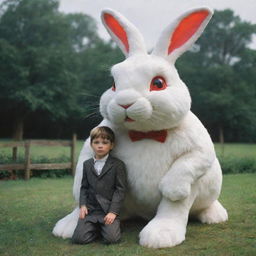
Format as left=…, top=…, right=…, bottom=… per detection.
left=153, top=7, right=213, bottom=63
left=53, top=7, right=228, bottom=248
left=101, top=8, right=147, bottom=57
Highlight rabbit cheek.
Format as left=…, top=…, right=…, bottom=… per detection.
left=149, top=88, right=190, bottom=128
left=99, top=90, right=113, bottom=119
left=107, top=101, right=126, bottom=124
left=126, top=98, right=152, bottom=121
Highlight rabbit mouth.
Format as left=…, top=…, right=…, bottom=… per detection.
left=125, top=116, right=135, bottom=122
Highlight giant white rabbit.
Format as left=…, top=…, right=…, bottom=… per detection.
left=53, top=7, right=228, bottom=248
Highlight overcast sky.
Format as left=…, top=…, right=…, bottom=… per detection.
left=59, top=0, right=256, bottom=49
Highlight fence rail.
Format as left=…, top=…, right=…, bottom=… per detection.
left=0, top=134, right=77, bottom=180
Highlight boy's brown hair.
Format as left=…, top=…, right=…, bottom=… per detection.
left=90, top=126, right=115, bottom=144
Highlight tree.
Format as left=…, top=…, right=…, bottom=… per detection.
left=79, top=40, right=123, bottom=109
left=177, top=9, right=256, bottom=143
left=197, top=9, right=256, bottom=66
left=0, top=0, right=99, bottom=139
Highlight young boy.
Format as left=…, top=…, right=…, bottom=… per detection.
left=72, top=126, right=127, bottom=244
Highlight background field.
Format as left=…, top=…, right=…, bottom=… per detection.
left=0, top=140, right=85, bottom=160
left=1, top=141, right=256, bottom=178
left=0, top=174, right=256, bottom=256
left=1, top=140, right=255, bottom=160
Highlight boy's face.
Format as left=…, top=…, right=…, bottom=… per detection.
left=91, top=137, right=114, bottom=159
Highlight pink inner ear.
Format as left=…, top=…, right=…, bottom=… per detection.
left=168, top=10, right=209, bottom=55
left=104, top=13, right=129, bottom=53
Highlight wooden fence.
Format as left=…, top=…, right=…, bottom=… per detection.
left=0, top=134, right=77, bottom=180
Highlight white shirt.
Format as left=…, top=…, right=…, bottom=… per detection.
left=93, top=154, right=109, bottom=176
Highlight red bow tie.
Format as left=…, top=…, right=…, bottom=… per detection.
left=128, top=130, right=168, bottom=143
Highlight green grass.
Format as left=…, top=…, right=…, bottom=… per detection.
left=1, top=141, right=256, bottom=178
left=1, top=140, right=255, bottom=160
left=0, top=174, right=256, bottom=256
left=0, top=140, right=85, bottom=161
left=215, top=143, right=256, bottom=159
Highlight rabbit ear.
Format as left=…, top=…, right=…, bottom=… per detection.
left=101, top=9, right=147, bottom=58
left=152, top=7, right=213, bottom=63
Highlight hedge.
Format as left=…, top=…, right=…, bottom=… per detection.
left=1, top=155, right=255, bottom=180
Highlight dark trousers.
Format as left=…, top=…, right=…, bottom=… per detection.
left=71, top=214, right=121, bottom=244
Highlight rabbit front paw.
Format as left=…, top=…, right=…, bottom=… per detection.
left=159, top=178, right=191, bottom=201
left=139, top=217, right=186, bottom=248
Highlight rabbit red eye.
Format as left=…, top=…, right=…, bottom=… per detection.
left=112, top=82, right=116, bottom=91
left=150, top=76, right=167, bottom=91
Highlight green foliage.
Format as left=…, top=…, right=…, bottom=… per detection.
left=0, top=0, right=101, bottom=137
left=0, top=0, right=126, bottom=139
left=78, top=41, right=123, bottom=118
left=220, top=157, right=256, bottom=174
left=0, top=174, right=256, bottom=255
left=0, top=5, right=256, bottom=142
left=198, top=9, right=256, bottom=66
left=1, top=141, right=255, bottom=180
left=177, top=9, right=256, bottom=142
left=0, top=154, right=71, bottom=179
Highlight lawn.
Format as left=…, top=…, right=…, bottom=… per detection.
left=214, top=143, right=256, bottom=159
left=1, top=140, right=256, bottom=177
left=0, top=140, right=85, bottom=161
left=0, top=174, right=255, bottom=256
left=1, top=140, right=255, bottom=160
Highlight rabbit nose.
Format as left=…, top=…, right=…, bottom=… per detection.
left=119, top=104, right=133, bottom=109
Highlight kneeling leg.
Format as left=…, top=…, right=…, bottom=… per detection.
left=72, top=219, right=98, bottom=244
left=100, top=219, right=121, bottom=244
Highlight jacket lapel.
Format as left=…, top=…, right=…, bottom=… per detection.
left=88, top=158, right=98, bottom=177
left=98, top=156, right=113, bottom=178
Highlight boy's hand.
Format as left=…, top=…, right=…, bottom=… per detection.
left=104, top=212, right=117, bottom=225
left=79, top=205, right=88, bottom=219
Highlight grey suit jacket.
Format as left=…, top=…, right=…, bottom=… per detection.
left=79, top=155, right=127, bottom=215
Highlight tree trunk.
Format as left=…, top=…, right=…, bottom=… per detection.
left=219, top=125, right=225, bottom=157
left=13, top=116, right=24, bottom=141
